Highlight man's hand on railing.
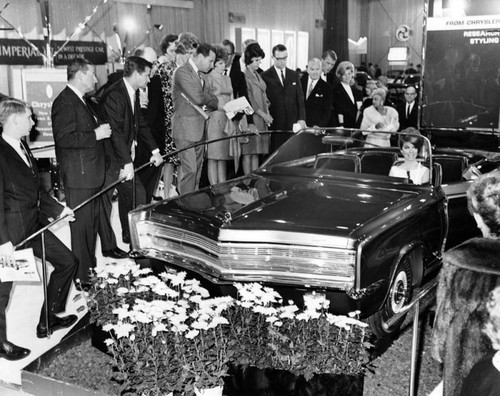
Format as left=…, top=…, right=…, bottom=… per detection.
left=60, top=206, right=75, bottom=222
left=150, top=151, right=164, bottom=167
left=120, top=163, right=134, bottom=181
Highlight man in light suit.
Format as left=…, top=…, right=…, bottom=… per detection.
left=101, top=56, right=163, bottom=244
left=52, top=58, right=125, bottom=285
left=0, top=99, right=78, bottom=355
left=397, top=85, right=419, bottom=131
left=172, top=43, right=218, bottom=195
left=301, top=58, right=333, bottom=128
left=261, top=44, right=306, bottom=153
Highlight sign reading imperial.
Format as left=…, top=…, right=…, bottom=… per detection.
left=0, top=39, right=107, bottom=65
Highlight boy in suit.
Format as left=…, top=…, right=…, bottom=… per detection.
left=0, top=99, right=78, bottom=356
left=397, top=85, right=419, bottom=131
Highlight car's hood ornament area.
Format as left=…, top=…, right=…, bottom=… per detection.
left=216, top=210, right=232, bottom=224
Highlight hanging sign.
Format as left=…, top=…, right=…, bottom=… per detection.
left=0, top=39, right=107, bottom=65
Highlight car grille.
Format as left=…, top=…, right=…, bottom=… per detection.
left=132, top=220, right=356, bottom=290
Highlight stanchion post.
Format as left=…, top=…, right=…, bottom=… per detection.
left=409, top=300, right=420, bottom=396
left=41, top=231, right=50, bottom=339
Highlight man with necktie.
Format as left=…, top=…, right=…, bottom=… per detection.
left=101, top=56, right=163, bottom=245
left=261, top=44, right=306, bottom=153
left=397, top=85, right=419, bottom=131
left=0, top=98, right=78, bottom=355
left=300, top=58, right=333, bottom=128
left=52, top=58, right=126, bottom=288
left=172, top=43, right=218, bottom=195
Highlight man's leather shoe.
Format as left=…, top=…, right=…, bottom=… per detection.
left=36, top=314, right=78, bottom=338
left=122, top=234, right=131, bottom=244
left=0, top=340, right=30, bottom=361
left=102, top=247, right=129, bottom=259
left=128, top=250, right=145, bottom=260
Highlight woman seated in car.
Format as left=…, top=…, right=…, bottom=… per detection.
left=389, top=131, right=430, bottom=184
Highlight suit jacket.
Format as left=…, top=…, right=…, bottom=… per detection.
left=300, top=75, right=333, bottom=127
left=0, top=138, right=63, bottom=246
left=172, top=61, right=218, bottom=142
left=101, top=79, right=158, bottom=168
left=332, top=81, right=363, bottom=128
left=261, top=66, right=305, bottom=131
left=52, top=86, right=105, bottom=189
left=397, top=101, right=419, bottom=131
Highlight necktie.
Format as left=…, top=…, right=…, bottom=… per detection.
left=306, top=81, right=314, bottom=99
left=407, top=104, right=411, bottom=119
left=198, top=72, right=204, bottom=88
left=223, top=69, right=228, bottom=76
left=280, top=70, right=285, bottom=86
left=407, top=170, right=413, bottom=184
left=20, top=141, right=33, bottom=169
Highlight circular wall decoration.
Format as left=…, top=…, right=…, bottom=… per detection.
left=396, top=25, right=411, bottom=42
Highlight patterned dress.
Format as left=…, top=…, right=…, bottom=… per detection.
left=157, top=59, right=180, bottom=165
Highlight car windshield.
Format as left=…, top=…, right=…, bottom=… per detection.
left=261, top=129, right=433, bottom=185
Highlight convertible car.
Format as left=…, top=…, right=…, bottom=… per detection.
left=129, top=129, right=500, bottom=337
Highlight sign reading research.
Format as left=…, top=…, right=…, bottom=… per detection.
left=423, top=15, right=500, bottom=129
left=0, top=39, right=107, bottom=65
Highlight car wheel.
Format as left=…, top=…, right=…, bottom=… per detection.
left=368, top=253, right=413, bottom=338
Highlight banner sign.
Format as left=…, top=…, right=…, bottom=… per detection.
left=0, top=39, right=107, bottom=65
left=423, top=15, right=500, bottom=129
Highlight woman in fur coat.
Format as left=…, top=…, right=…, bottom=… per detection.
left=432, top=171, right=500, bottom=396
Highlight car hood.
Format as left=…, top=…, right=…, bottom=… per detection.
left=148, top=174, right=419, bottom=240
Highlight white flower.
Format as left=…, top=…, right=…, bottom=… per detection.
left=152, top=323, right=167, bottom=336
left=279, top=304, right=299, bottom=319
left=185, top=329, right=199, bottom=339
left=116, top=287, right=129, bottom=295
left=102, top=323, right=114, bottom=332
left=113, top=305, right=130, bottom=320
left=114, top=322, right=135, bottom=338
left=104, top=338, right=115, bottom=346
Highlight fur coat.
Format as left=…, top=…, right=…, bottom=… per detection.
left=432, top=237, right=500, bottom=396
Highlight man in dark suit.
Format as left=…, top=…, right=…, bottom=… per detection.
left=397, top=85, right=419, bottom=131
left=321, top=49, right=338, bottom=87
left=131, top=47, right=164, bottom=203
left=261, top=44, right=306, bottom=153
left=52, top=58, right=126, bottom=285
left=101, top=56, right=163, bottom=244
left=0, top=99, right=78, bottom=357
left=172, top=43, right=218, bottom=195
left=301, top=58, right=333, bottom=127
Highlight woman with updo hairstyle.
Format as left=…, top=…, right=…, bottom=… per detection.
left=242, top=43, right=272, bottom=174
left=389, top=128, right=429, bottom=184
left=331, top=61, right=363, bottom=128
left=360, top=87, right=399, bottom=147
left=432, top=171, right=500, bottom=396
left=205, top=45, right=233, bottom=185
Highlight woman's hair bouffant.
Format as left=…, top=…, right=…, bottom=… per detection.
left=244, top=43, right=265, bottom=66
left=335, top=61, right=354, bottom=79
left=175, top=32, right=199, bottom=55
left=213, top=45, right=228, bottom=64
left=398, top=127, right=424, bottom=150
left=468, top=171, right=500, bottom=237
left=371, top=87, right=387, bottom=103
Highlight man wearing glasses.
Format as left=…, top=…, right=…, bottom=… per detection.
left=261, top=44, right=306, bottom=153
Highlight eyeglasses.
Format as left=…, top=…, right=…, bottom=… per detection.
left=274, top=56, right=288, bottom=61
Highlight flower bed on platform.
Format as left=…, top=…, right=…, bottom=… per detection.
left=87, top=261, right=370, bottom=395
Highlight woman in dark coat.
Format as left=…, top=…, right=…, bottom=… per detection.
left=432, top=171, right=500, bottom=396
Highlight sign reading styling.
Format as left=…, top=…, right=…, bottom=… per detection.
left=0, top=39, right=107, bottom=65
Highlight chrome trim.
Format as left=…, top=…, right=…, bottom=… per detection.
left=219, top=229, right=356, bottom=249
left=144, top=248, right=354, bottom=290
